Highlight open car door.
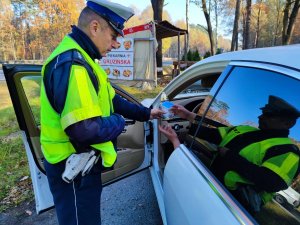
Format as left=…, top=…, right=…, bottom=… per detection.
left=3, top=64, right=151, bottom=213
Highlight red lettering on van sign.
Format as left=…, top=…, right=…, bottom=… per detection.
left=102, top=59, right=131, bottom=65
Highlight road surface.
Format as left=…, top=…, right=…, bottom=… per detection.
left=0, top=169, right=163, bottom=225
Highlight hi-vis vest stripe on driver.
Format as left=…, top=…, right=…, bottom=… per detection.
left=40, top=36, right=116, bottom=167
left=218, top=126, right=299, bottom=203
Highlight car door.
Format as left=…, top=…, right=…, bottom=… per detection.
left=147, top=61, right=240, bottom=225
left=3, top=64, right=151, bottom=213
left=158, top=64, right=257, bottom=225
left=157, top=61, right=300, bottom=225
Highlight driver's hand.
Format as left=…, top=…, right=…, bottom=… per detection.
left=170, top=105, right=196, bottom=122
left=159, top=125, right=180, bottom=148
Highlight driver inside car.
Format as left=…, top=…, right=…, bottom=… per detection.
left=159, top=95, right=300, bottom=213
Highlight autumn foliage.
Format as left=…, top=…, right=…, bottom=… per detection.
left=0, top=0, right=85, bottom=61
left=1, top=0, right=300, bottom=61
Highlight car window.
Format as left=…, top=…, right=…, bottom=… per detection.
left=199, top=67, right=300, bottom=141
left=195, top=66, right=300, bottom=225
left=173, top=74, right=219, bottom=99
left=177, top=80, right=208, bottom=95
left=21, top=76, right=41, bottom=126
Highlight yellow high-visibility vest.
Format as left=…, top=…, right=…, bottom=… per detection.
left=40, top=36, right=116, bottom=167
left=218, top=126, right=299, bottom=203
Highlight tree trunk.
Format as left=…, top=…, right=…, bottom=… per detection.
left=282, top=0, right=300, bottom=45
left=242, top=4, right=246, bottom=49
left=244, top=0, right=252, bottom=49
left=254, top=1, right=262, bottom=48
left=22, top=30, right=26, bottom=59
left=231, top=0, right=241, bottom=51
left=151, top=0, right=164, bottom=21
left=151, top=0, right=164, bottom=77
left=214, top=0, right=218, bottom=51
left=39, top=42, right=44, bottom=60
left=186, top=0, right=190, bottom=54
left=273, top=1, right=281, bottom=46
left=202, top=0, right=215, bottom=55
left=282, top=0, right=292, bottom=44
left=9, top=31, right=17, bottom=60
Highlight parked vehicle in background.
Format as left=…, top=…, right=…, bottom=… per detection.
left=4, top=44, right=300, bottom=225
left=275, top=187, right=300, bottom=208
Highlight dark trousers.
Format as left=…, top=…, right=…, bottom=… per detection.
left=44, top=158, right=102, bottom=225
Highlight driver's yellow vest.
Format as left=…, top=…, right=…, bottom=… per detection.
left=40, top=36, right=117, bottom=167
left=218, top=126, right=299, bottom=203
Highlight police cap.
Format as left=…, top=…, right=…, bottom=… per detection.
left=86, top=0, right=134, bottom=36
left=260, top=95, right=300, bottom=118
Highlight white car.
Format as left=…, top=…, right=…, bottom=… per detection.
left=275, top=187, right=300, bottom=208
left=4, top=44, right=300, bottom=225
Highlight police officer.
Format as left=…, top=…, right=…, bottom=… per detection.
left=41, top=1, right=164, bottom=224
left=159, top=95, right=300, bottom=212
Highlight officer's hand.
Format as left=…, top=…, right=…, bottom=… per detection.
left=150, top=108, right=165, bottom=119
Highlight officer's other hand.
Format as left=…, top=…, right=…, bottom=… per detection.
left=150, top=108, right=165, bottom=119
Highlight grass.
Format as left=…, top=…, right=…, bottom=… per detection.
left=0, top=81, right=32, bottom=211
left=0, top=107, right=19, bottom=136
left=0, top=136, right=33, bottom=212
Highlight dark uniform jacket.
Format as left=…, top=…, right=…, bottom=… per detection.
left=43, top=25, right=150, bottom=153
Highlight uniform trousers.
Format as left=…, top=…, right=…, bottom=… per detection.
left=44, top=158, right=103, bottom=225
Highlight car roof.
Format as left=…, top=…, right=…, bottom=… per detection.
left=197, top=44, right=300, bottom=70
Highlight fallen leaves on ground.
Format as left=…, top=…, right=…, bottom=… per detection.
left=0, top=178, right=33, bottom=211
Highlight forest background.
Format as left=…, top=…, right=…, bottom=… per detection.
left=1, top=0, right=300, bottom=63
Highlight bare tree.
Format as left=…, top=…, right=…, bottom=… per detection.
left=191, top=0, right=215, bottom=55
left=244, top=0, right=252, bottom=49
left=254, top=0, right=263, bottom=48
left=202, top=0, right=215, bottom=55
left=211, top=0, right=225, bottom=51
left=282, top=0, right=300, bottom=45
left=231, top=0, right=241, bottom=51
left=214, top=0, right=218, bottom=50
left=151, top=0, right=164, bottom=76
left=273, top=0, right=284, bottom=46
left=186, top=0, right=190, bottom=53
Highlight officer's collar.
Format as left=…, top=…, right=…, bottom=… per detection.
left=69, top=25, right=102, bottom=60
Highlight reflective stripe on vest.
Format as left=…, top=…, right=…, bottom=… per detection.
left=218, top=126, right=258, bottom=147
left=223, top=171, right=274, bottom=204
left=41, top=36, right=116, bottom=167
left=220, top=126, right=297, bottom=191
